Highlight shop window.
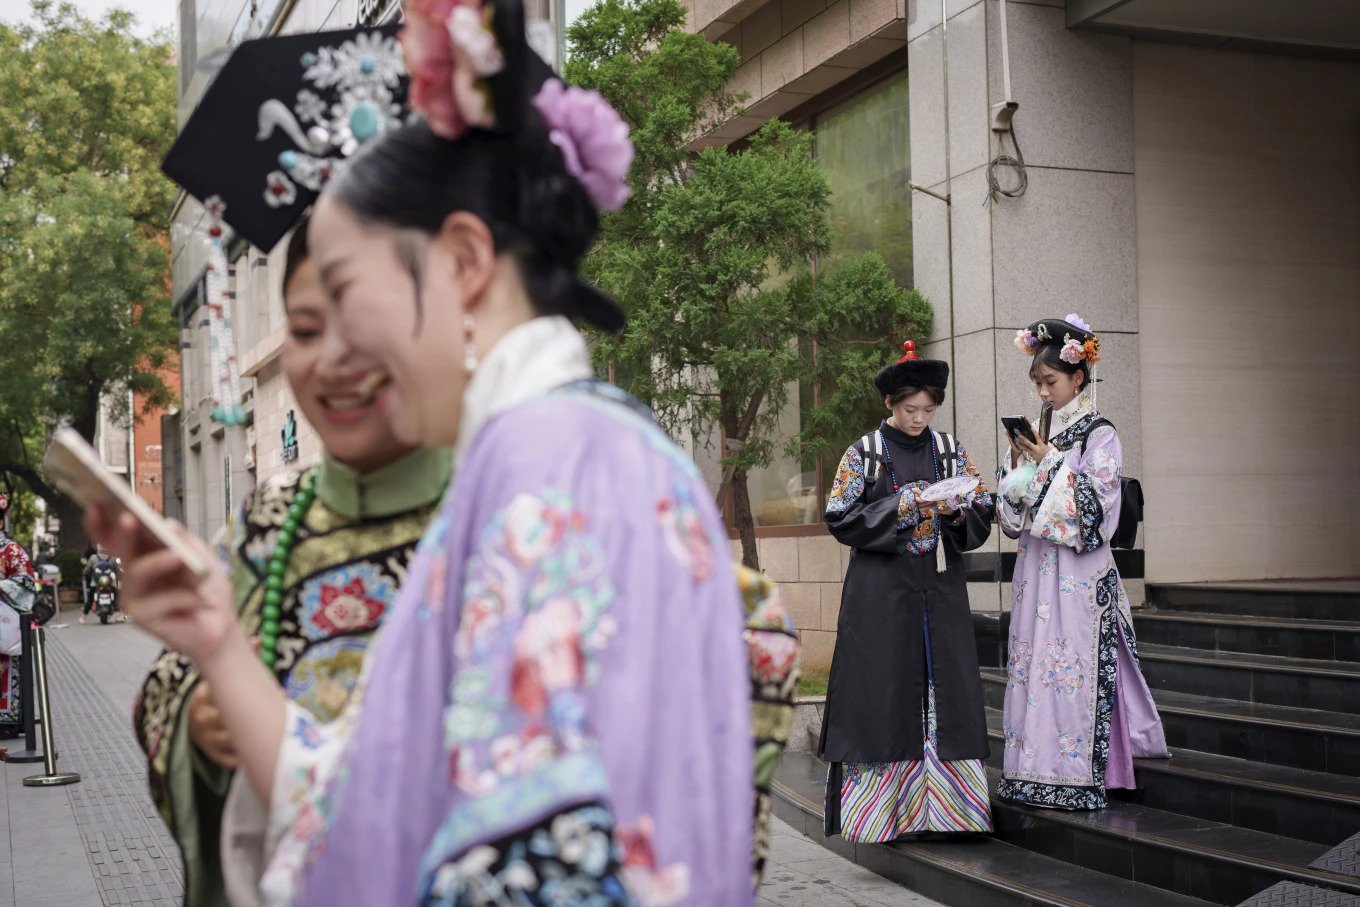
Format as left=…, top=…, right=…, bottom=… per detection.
left=745, top=70, right=911, bottom=529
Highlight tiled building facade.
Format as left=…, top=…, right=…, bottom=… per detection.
left=679, top=0, right=1360, bottom=669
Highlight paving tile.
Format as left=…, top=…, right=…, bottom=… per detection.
left=759, top=818, right=944, bottom=906
left=2, top=624, right=183, bottom=906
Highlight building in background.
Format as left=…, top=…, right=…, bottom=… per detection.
left=170, top=1, right=1360, bottom=655
left=658, top=0, right=1360, bottom=670
left=89, top=363, right=180, bottom=516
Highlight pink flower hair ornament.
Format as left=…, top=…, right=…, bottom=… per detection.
left=1059, top=337, right=1086, bottom=365
left=533, top=78, right=633, bottom=212
left=400, top=0, right=503, bottom=140
left=1014, top=329, right=1039, bottom=355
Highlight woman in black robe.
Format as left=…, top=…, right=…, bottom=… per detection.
left=819, top=341, right=995, bottom=841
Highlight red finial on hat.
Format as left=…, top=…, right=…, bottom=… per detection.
left=897, top=340, right=920, bottom=363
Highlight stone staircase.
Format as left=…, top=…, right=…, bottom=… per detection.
left=771, top=583, right=1360, bottom=906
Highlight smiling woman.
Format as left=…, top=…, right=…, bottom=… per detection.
left=135, top=213, right=451, bottom=905
left=102, top=4, right=763, bottom=905
left=280, top=218, right=413, bottom=472
left=132, top=24, right=455, bottom=907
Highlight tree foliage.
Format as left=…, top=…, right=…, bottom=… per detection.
left=565, top=0, right=931, bottom=568
left=0, top=1, right=177, bottom=544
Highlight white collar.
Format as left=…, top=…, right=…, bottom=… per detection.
left=454, top=315, right=593, bottom=467
left=1048, top=392, right=1095, bottom=439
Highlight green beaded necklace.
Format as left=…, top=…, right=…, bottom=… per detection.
left=259, top=471, right=318, bottom=670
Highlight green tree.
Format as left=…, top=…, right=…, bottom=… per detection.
left=566, top=0, right=931, bottom=569
left=0, top=1, right=177, bottom=547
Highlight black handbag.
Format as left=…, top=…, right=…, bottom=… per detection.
left=1081, top=419, right=1143, bottom=550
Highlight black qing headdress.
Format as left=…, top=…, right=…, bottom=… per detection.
left=874, top=340, right=950, bottom=396
left=1013, top=313, right=1101, bottom=368
left=162, top=24, right=410, bottom=425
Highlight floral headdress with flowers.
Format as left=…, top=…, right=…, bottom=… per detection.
left=1014, top=312, right=1100, bottom=365
left=399, top=0, right=633, bottom=213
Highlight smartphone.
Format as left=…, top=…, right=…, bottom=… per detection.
left=44, top=427, right=209, bottom=581
left=1002, top=416, right=1037, bottom=444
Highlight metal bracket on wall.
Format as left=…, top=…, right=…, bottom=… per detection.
left=991, top=100, right=1019, bottom=133
left=907, top=181, right=951, bottom=205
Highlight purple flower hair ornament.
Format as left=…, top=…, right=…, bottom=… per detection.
left=532, top=78, right=633, bottom=212
left=1065, top=313, right=1092, bottom=333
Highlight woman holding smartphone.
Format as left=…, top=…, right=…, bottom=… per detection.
left=133, top=27, right=454, bottom=902
left=996, top=314, right=1167, bottom=810
left=91, top=4, right=760, bottom=902
left=135, top=217, right=451, bottom=906
left=819, top=341, right=994, bottom=842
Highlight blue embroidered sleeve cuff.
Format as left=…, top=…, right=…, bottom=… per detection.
left=421, top=801, right=628, bottom=906
left=1072, top=473, right=1104, bottom=552
left=896, top=487, right=922, bottom=532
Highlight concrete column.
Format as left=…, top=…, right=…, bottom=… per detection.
left=909, top=0, right=1140, bottom=607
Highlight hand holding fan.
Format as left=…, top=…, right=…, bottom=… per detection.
left=918, top=475, right=980, bottom=513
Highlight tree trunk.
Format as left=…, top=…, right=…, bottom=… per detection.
left=716, top=389, right=763, bottom=572
left=52, top=493, right=90, bottom=554
left=731, top=467, right=759, bottom=570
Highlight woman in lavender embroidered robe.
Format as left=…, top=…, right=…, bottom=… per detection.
left=257, top=358, right=754, bottom=905
left=997, top=316, right=1168, bottom=810
left=91, top=8, right=757, bottom=903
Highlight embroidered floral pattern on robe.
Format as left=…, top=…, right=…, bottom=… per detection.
left=995, top=397, right=1168, bottom=811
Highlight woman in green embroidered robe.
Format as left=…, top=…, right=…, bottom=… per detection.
left=133, top=221, right=450, bottom=905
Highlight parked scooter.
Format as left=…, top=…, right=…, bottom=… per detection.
left=34, top=562, right=59, bottom=625
left=88, top=554, right=121, bottom=624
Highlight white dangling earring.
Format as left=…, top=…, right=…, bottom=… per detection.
left=463, top=313, right=478, bottom=374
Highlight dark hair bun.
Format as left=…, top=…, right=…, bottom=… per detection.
left=508, top=123, right=599, bottom=269
left=331, top=118, right=617, bottom=325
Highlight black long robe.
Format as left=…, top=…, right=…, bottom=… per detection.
left=818, top=421, right=993, bottom=763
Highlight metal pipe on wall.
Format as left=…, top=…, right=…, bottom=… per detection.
left=940, top=0, right=958, bottom=430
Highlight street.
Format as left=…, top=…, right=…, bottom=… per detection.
left=0, top=619, right=938, bottom=907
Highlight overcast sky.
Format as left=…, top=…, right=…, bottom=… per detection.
left=5, top=0, right=176, bottom=36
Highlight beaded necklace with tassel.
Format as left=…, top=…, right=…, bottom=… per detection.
left=258, top=471, right=318, bottom=670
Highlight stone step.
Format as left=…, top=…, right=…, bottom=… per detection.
left=1133, top=611, right=1360, bottom=663
left=772, top=750, right=1214, bottom=907
left=1147, top=585, right=1360, bottom=623
left=982, top=709, right=1360, bottom=847
left=981, top=670, right=1360, bottom=775
left=1137, top=644, right=1360, bottom=715
left=1236, top=882, right=1360, bottom=907
left=986, top=766, right=1360, bottom=906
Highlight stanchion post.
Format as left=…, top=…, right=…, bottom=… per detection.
left=22, top=623, right=79, bottom=787
left=6, top=618, right=43, bottom=764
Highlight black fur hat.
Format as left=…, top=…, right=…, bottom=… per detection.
left=874, top=341, right=949, bottom=396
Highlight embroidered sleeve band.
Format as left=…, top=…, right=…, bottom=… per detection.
left=1071, top=474, right=1105, bottom=552
left=825, top=447, right=866, bottom=516
left=420, top=801, right=629, bottom=906
left=1023, top=448, right=1065, bottom=510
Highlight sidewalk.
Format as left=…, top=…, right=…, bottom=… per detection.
left=1, top=618, right=937, bottom=907
left=761, top=818, right=944, bottom=907
left=1, top=620, right=181, bottom=906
